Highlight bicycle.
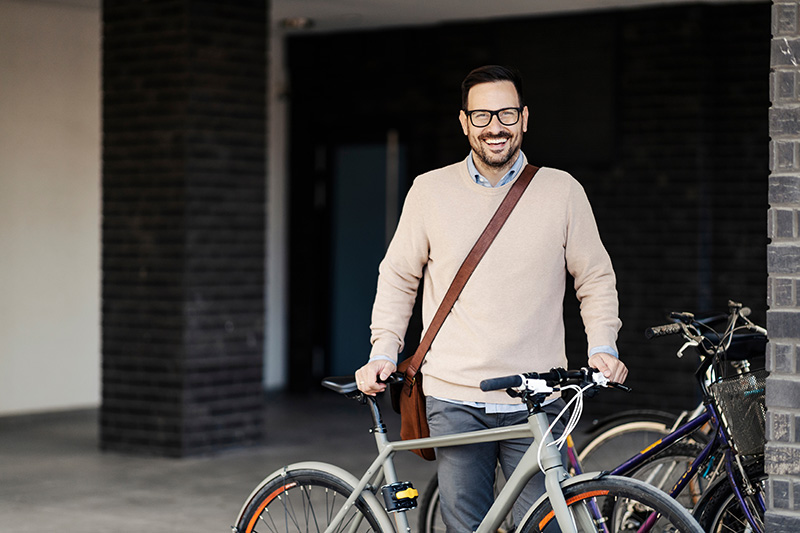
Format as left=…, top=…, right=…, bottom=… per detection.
left=536, top=306, right=763, bottom=478
left=419, top=414, right=702, bottom=533
left=596, top=301, right=767, bottom=532
left=232, top=368, right=702, bottom=533
left=419, top=301, right=768, bottom=533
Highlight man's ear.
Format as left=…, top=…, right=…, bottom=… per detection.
left=459, top=110, right=469, bottom=136
left=522, top=106, right=529, bottom=133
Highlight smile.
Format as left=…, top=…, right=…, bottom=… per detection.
left=483, top=137, right=509, bottom=147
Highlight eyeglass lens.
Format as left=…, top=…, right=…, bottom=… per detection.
left=469, top=108, right=520, bottom=127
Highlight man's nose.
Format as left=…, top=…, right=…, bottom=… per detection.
left=484, top=114, right=505, bottom=131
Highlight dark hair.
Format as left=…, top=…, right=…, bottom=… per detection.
left=461, top=65, right=524, bottom=110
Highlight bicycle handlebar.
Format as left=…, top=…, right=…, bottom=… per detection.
left=644, top=322, right=683, bottom=339
left=646, top=301, right=768, bottom=364
left=479, top=368, right=586, bottom=392
left=480, top=374, right=524, bottom=391
left=480, top=367, right=630, bottom=393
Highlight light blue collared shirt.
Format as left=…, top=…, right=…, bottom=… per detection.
left=466, top=151, right=525, bottom=188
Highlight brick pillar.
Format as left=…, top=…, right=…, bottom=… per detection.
left=101, top=0, right=267, bottom=456
left=767, top=1, right=800, bottom=527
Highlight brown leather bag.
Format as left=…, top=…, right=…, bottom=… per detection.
left=391, top=164, right=539, bottom=461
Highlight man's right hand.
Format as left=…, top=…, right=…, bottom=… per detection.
left=355, top=359, right=397, bottom=396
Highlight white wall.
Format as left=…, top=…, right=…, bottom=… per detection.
left=265, top=25, right=290, bottom=390
left=0, top=0, right=101, bottom=416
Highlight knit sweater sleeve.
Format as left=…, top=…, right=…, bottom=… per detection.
left=564, top=179, right=622, bottom=357
left=369, top=180, right=430, bottom=362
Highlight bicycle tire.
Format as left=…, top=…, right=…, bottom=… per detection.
left=694, top=460, right=766, bottom=533
left=518, top=475, right=703, bottom=533
left=418, top=470, right=515, bottom=533
left=577, top=417, right=674, bottom=473
left=623, top=442, right=710, bottom=511
left=418, top=473, right=443, bottom=533
left=420, top=419, right=698, bottom=533
left=234, top=467, right=387, bottom=533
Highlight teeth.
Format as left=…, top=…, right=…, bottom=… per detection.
left=486, top=138, right=507, bottom=145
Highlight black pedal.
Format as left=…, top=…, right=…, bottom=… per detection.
left=381, top=481, right=418, bottom=513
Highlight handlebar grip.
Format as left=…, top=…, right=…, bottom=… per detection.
left=480, top=374, right=524, bottom=391
left=645, top=322, right=682, bottom=340
left=669, top=311, right=694, bottom=323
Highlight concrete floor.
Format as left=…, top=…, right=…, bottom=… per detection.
left=0, top=392, right=438, bottom=533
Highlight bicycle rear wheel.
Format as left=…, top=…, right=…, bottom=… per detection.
left=419, top=468, right=514, bottom=533
left=418, top=474, right=444, bottom=533
left=518, top=475, right=703, bottom=533
left=625, top=442, right=709, bottom=511
left=235, top=468, right=386, bottom=533
left=577, top=416, right=674, bottom=473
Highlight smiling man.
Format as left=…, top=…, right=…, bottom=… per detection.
left=459, top=76, right=528, bottom=184
left=356, top=65, right=626, bottom=533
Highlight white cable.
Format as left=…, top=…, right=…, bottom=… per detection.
left=536, top=382, right=596, bottom=472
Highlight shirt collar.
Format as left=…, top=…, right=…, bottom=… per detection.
left=466, top=151, right=525, bottom=188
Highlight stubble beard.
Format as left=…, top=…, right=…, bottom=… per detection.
left=473, top=132, right=518, bottom=169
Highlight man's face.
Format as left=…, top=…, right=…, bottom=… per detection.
left=459, top=81, right=528, bottom=173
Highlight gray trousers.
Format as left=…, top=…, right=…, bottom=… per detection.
left=426, top=396, right=568, bottom=533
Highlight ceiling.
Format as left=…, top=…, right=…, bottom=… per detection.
left=272, top=0, right=763, bottom=33
left=46, top=0, right=764, bottom=33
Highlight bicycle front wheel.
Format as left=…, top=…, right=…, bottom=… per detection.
left=694, top=460, right=766, bottom=533
left=518, top=475, right=703, bottom=533
left=235, top=468, right=386, bottom=533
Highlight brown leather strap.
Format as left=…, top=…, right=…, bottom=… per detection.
left=404, top=164, right=540, bottom=381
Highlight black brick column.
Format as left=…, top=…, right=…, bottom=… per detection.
left=767, top=1, right=800, bottom=528
left=101, top=0, right=267, bottom=456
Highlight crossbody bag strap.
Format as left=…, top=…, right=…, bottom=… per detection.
left=403, top=164, right=540, bottom=381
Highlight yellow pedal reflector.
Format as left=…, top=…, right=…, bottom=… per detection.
left=397, top=487, right=419, bottom=499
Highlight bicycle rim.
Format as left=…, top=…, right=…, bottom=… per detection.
left=519, top=476, right=702, bottom=533
left=235, top=469, right=383, bottom=533
left=419, top=471, right=515, bottom=533
left=698, top=466, right=766, bottom=533
left=577, top=421, right=671, bottom=472
left=626, top=443, right=709, bottom=510
left=706, top=492, right=764, bottom=533
left=420, top=477, right=444, bottom=533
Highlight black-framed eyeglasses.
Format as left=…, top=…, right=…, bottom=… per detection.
left=464, top=107, right=522, bottom=127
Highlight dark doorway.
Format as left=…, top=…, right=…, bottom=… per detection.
left=285, top=4, right=770, bottom=418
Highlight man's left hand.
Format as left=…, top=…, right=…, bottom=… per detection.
left=588, top=352, right=628, bottom=384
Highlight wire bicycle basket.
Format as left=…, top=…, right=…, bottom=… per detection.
left=709, top=369, right=768, bottom=456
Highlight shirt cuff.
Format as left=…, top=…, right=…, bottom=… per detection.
left=589, top=345, right=619, bottom=359
left=369, top=355, right=397, bottom=365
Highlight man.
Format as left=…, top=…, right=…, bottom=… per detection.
left=355, top=65, right=627, bottom=532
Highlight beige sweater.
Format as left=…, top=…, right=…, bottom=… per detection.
left=369, top=157, right=621, bottom=404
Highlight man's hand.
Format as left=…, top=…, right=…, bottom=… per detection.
left=589, top=352, right=628, bottom=384
left=355, top=359, right=397, bottom=396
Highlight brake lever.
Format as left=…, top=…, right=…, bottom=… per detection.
left=609, top=382, right=632, bottom=393
left=589, top=372, right=631, bottom=393
left=677, top=338, right=699, bottom=358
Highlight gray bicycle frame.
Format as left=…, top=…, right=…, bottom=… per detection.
left=323, top=408, right=590, bottom=533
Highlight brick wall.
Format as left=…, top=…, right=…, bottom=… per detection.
left=605, top=5, right=770, bottom=417
left=101, top=0, right=267, bottom=456
left=767, top=1, right=800, bottom=528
